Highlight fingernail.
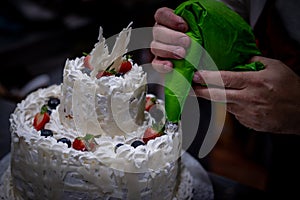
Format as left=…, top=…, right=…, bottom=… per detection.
left=179, top=36, right=190, bottom=48
left=178, top=23, right=186, bottom=31
left=178, top=22, right=188, bottom=32
left=162, top=64, right=173, bottom=73
left=193, top=73, right=200, bottom=82
left=174, top=48, right=185, bottom=59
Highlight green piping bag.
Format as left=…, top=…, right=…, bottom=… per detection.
left=165, top=0, right=264, bottom=123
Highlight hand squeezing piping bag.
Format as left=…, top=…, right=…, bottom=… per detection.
left=164, top=0, right=265, bottom=124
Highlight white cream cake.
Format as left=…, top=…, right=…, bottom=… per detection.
left=5, top=24, right=194, bottom=200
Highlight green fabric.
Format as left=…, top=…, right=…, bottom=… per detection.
left=165, top=0, right=265, bottom=123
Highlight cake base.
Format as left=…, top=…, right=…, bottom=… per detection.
left=0, top=152, right=213, bottom=200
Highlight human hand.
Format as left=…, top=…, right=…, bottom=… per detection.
left=192, top=56, right=300, bottom=134
left=150, top=7, right=190, bottom=73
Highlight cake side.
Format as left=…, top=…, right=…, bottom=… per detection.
left=9, top=85, right=182, bottom=199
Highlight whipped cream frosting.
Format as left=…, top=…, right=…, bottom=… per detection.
left=58, top=23, right=147, bottom=137
left=7, top=24, right=192, bottom=200
left=10, top=85, right=182, bottom=172
left=9, top=85, right=183, bottom=199
left=59, top=57, right=147, bottom=137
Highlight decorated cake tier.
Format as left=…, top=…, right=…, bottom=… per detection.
left=10, top=85, right=186, bottom=199
left=7, top=23, right=193, bottom=200
left=59, top=56, right=147, bottom=137
left=59, top=23, right=147, bottom=137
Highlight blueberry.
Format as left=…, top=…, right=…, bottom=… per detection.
left=46, top=109, right=52, bottom=116
left=116, top=143, right=124, bottom=148
left=47, top=97, right=60, bottom=110
left=115, top=72, right=124, bottom=77
left=40, top=129, right=53, bottom=138
left=131, top=140, right=145, bottom=148
left=57, top=137, right=71, bottom=148
left=114, top=143, right=124, bottom=152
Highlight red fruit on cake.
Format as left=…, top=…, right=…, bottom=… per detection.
left=145, top=95, right=157, bottom=112
left=72, top=134, right=96, bottom=152
left=142, top=123, right=164, bottom=144
left=96, top=70, right=114, bottom=78
left=118, top=55, right=132, bottom=74
left=72, top=137, right=87, bottom=151
left=33, top=105, right=50, bottom=131
left=83, top=54, right=93, bottom=70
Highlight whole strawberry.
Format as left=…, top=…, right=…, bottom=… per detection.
left=33, top=105, right=50, bottom=131
left=118, top=55, right=132, bottom=74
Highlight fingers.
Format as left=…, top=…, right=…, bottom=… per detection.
left=150, top=7, right=190, bottom=74
left=151, top=24, right=190, bottom=60
left=193, top=70, right=249, bottom=89
left=150, top=40, right=186, bottom=59
left=192, top=70, right=253, bottom=104
left=249, top=56, right=284, bottom=70
left=151, top=57, right=174, bottom=73
left=154, top=7, right=188, bottom=32
left=249, top=55, right=271, bottom=65
left=191, top=83, right=245, bottom=103
left=191, top=85, right=228, bottom=102
left=152, top=24, right=190, bottom=48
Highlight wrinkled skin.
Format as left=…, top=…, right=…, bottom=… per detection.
left=150, top=7, right=300, bottom=134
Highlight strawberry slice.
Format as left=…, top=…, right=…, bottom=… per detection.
left=118, top=55, right=132, bottom=74
left=96, top=70, right=114, bottom=78
left=142, top=123, right=164, bottom=144
left=145, top=95, right=157, bottom=112
left=83, top=54, right=93, bottom=70
left=33, top=105, right=50, bottom=131
left=72, top=134, right=96, bottom=151
left=96, top=61, right=117, bottom=78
